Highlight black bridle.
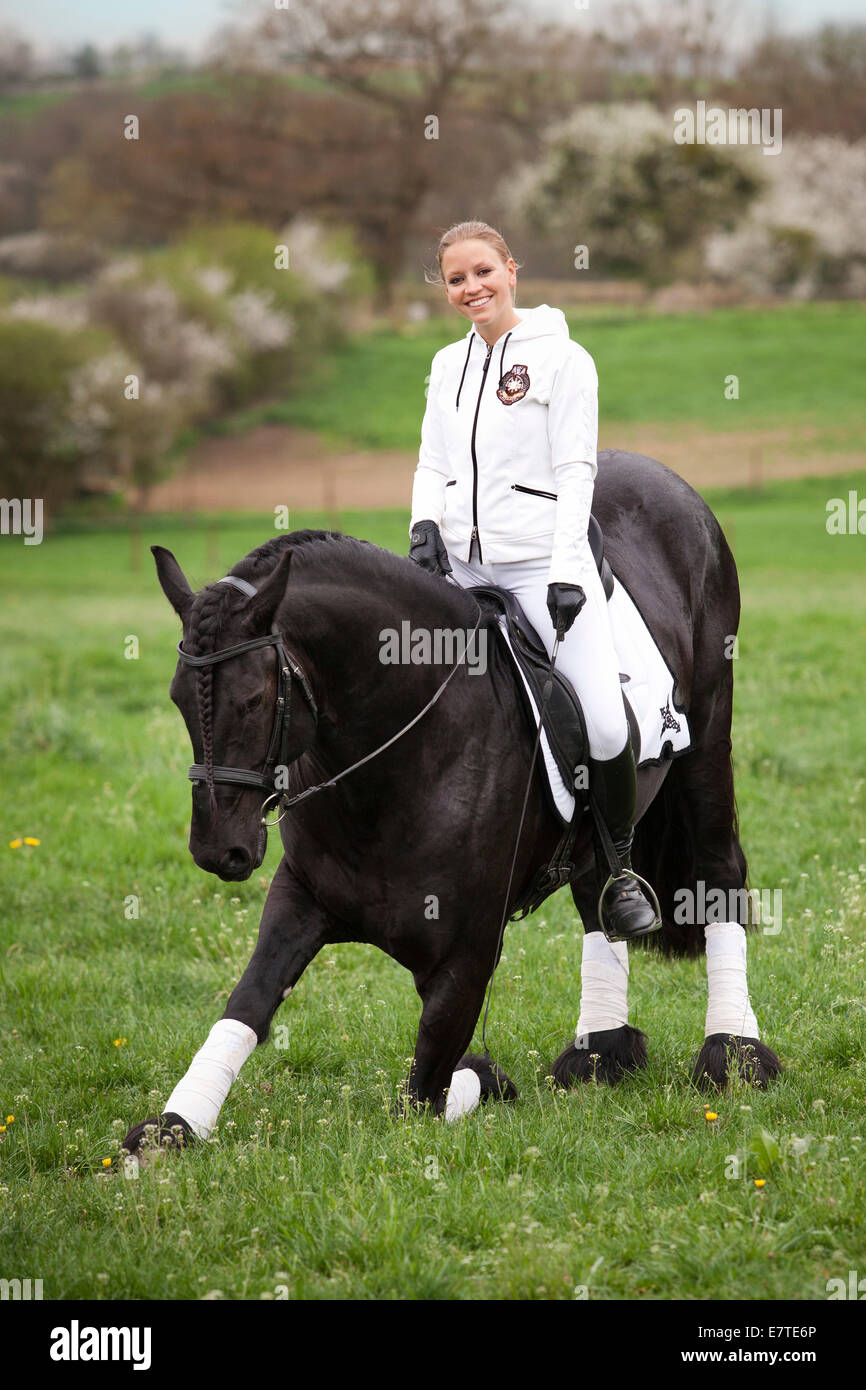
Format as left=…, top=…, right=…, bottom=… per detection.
left=177, top=576, right=318, bottom=799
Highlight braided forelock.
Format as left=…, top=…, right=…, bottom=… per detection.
left=187, top=585, right=236, bottom=808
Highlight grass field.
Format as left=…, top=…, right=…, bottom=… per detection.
left=216, top=302, right=866, bottom=456
left=1, top=470, right=865, bottom=1300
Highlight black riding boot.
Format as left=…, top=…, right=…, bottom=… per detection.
left=588, top=742, right=661, bottom=943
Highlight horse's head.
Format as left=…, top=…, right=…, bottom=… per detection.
left=152, top=544, right=316, bottom=881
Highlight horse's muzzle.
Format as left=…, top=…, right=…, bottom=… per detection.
left=190, top=821, right=267, bottom=881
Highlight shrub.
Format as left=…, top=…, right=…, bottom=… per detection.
left=0, top=216, right=375, bottom=508
left=499, top=102, right=762, bottom=282
left=0, top=318, right=107, bottom=507
left=704, top=136, right=866, bottom=297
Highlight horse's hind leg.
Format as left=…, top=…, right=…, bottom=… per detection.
left=550, top=881, right=648, bottom=1088
left=669, top=735, right=782, bottom=1089
left=405, top=949, right=517, bottom=1119
left=121, top=859, right=331, bottom=1156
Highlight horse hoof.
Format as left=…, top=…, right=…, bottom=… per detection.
left=692, top=1034, right=782, bottom=1090
left=550, top=1025, right=648, bottom=1087
left=457, top=1053, right=518, bottom=1102
left=120, top=1112, right=198, bottom=1160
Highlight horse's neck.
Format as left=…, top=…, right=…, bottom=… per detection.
left=280, top=571, right=478, bottom=755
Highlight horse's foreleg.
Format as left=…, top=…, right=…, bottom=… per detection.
left=121, top=859, right=330, bottom=1156
left=221, top=858, right=331, bottom=1042
left=405, top=952, right=516, bottom=1120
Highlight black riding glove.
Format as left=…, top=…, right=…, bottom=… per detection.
left=547, top=582, right=586, bottom=640
left=409, top=520, right=453, bottom=578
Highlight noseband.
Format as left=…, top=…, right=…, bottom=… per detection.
left=177, top=575, right=317, bottom=801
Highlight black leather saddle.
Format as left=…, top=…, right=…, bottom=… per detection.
left=467, top=516, right=637, bottom=829
left=469, top=583, right=588, bottom=816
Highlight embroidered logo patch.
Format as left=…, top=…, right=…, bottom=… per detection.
left=496, top=363, right=530, bottom=405
left=659, top=695, right=681, bottom=735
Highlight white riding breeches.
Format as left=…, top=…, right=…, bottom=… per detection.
left=447, top=551, right=628, bottom=760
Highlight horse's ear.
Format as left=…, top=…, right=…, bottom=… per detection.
left=152, top=545, right=194, bottom=621
left=243, top=546, right=294, bottom=630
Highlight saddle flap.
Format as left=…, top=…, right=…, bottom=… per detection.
left=588, top=515, right=614, bottom=602
left=468, top=584, right=588, bottom=802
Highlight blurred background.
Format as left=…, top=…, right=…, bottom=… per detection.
left=0, top=0, right=863, bottom=520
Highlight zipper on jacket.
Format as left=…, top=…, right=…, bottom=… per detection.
left=512, top=483, right=558, bottom=501
left=469, top=341, right=493, bottom=562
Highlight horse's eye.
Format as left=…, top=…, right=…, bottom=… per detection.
left=241, top=693, right=263, bottom=715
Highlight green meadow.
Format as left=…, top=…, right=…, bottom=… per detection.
left=215, top=302, right=866, bottom=452
left=1, top=470, right=864, bottom=1300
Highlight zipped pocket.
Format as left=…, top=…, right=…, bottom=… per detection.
left=446, top=479, right=456, bottom=487
left=512, top=483, right=558, bottom=501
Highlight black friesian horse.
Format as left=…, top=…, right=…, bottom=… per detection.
left=122, top=450, right=780, bottom=1154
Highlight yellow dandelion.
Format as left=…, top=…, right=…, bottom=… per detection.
left=24, top=837, right=40, bottom=846
left=9, top=838, right=22, bottom=849
left=754, top=1178, right=766, bottom=1188
left=705, top=1111, right=718, bottom=1122
left=113, top=1038, right=127, bottom=1047
left=5, top=1115, right=13, bottom=1124
left=102, top=1158, right=112, bottom=1168
left=0, top=1125, right=5, bottom=1133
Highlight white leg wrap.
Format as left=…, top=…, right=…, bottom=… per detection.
left=444, top=1067, right=482, bottom=1122
left=576, top=933, right=629, bottom=1039
left=704, top=922, right=760, bottom=1039
left=163, top=1018, right=258, bottom=1140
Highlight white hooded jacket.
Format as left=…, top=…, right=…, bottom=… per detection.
left=410, top=304, right=598, bottom=585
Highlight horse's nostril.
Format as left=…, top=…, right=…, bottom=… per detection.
left=222, top=847, right=251, bottom=879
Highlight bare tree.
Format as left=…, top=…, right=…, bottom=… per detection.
left=595, top=0, right=736, bottom=107
left=0, top=27, right=35, bottom=97
left=733, top=22, right=866, bottom=139
left=231, top=0, right=536, bottom=305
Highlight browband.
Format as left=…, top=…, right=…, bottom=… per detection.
left=217, top=574, right=258, bottom=598
left=176, top=630, right=281, bottom=667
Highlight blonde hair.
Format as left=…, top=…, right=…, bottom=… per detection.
left=425, top=221, right=523, bottom=300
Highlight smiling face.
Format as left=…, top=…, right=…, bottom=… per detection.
left=440, top=238, right=521, bottom=345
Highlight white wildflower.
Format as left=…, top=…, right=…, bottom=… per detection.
left=228, top=290, right=293, bottom=352
left=279, top=215, right=350, bottom=293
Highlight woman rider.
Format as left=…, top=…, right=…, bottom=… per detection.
left=407, top=220, right=659, bottom=942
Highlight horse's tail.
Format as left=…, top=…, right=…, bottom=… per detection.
left=630, top=753, right=749, bottom=958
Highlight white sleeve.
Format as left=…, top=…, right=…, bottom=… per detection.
left=409, top=354, right=450, bottom=534
left=547, top=346, right=599, bottom=587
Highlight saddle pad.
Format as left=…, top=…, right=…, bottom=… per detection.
left=497, top=575, right=691, bottom=824
left=607, top=577, right=691, bottom=768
